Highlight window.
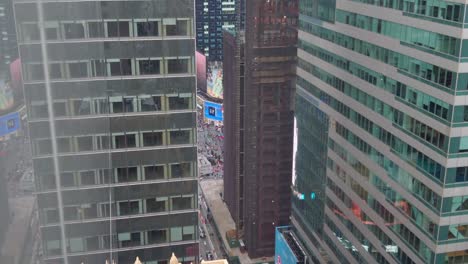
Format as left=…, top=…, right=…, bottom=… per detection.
left=167, top=59, right=189, bottom=74
left=53, top=101, right=67, bottom=117
left=169, top=130, right=191, bottom=145
left=144, top=165, right=164, bottom=180
left=64, top=206, right=79, bottom=221
left=44, top=208, right=59, bottom=223
left=76, top=136, right=93, bottom=151
left=86, top=237, right=99, bottom=251
left=57, top=137, right=71, bottom=153
left=148, top=229, right=166, bottom=244
left=67, top=238, right=84, bottom=253
left=80, top=171, right=96, bottom=185
left=114, top=133, right=137, bottom=148
left=136, top=21, right=159, bottom=36
left=96, top=135, right=110, bottom=150
left=171, top=196, right=192, bottom=210
left=170, top=163, right=191, bottom=178
left=123, top=97, right=135, bottom=112
left=72, top=99, right=91, bottom=115
left=140, top=96, right=162, bottom=111
left=118, top=232, right=141, bottom=247
left=164, top=19, right=189, bottom=36
left=142, top=131, right=163, bottom=146
left=88, top=21, right=105, bottom=38
left=460, top=137, right=468, bottom=153
left=170, top=227, right=182, bottom=242
left=464, top=106, right=468, bottom=122
left=21, top=23, right=39, bottom=41
left=63, top=23, right=85, bottom=39
left=46, top=240, right=61, bottom=255
left=49, top=63, right=62, bottom=79
left=168, top=95, right=190, bottom=110
left=111, top=97, right=124, bottom=113
left=31, top=102, right=48, bottom=119
left=91, top=60, right=107, bottom=77
left=68, top=62, right=88, bottom=78
left=99, top=203, right=114, bottom=217
left=182, top=226, right=195, bottom=240
left=118, top=200, right=140, bottom=215
left=94, top=98, right=109, bottom=114
left=146, top=197, right=167, bottom=213
left=116, top=167, right=138, bottom=182
left=61, top=172, right=75, bottom=187
left=109, top=59, right=132, bottom=76
left=27, top=64, right=44, bottom=81
left=138, top=59, right=160, bottom=75
left=107, top=21, right=130, bottom=37
left=98, top=169, right=111, bottom=184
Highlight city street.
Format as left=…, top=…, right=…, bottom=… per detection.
left=197, top=99, right=224, bottom=179
left=197, top=97, right=227, bottom=262
left=199, top=187, right=223, bottom=262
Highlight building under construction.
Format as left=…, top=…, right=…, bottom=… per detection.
left=223, top=0, right=298, bottom=258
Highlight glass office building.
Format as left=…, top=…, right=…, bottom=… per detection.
left=0, top=0, right=17, bottom=74
left=293, top=0, right=468, bottom=263
left=13, top=0, right=198, bottom=263
left=195, top=0, right=237, bottom=61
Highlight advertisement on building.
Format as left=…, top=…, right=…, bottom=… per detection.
left=196, top=51, right=207, bottom=92
left=204, top=101, right=223, bottom=121
left=207, top=61, right=223, bottom=100
left=0, top=111, right=20, bottom=137
left=275, top=227, right=299, bottom=264
left=0, top=79, right=14, bottom=111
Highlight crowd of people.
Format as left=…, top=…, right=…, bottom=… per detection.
left=197, top=104, right=224, bottom=179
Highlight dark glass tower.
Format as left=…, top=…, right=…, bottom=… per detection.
left=0, top=0, right=18, bottom=74
left=14, top=0, right=198, bottom=263
left=195, top=0, right=237, bottom=61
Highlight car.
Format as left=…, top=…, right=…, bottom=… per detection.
left=206, top=252, right=213, bottom=260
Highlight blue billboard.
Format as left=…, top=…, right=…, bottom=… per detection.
left=0, top=112, right=20, bottom=137
left=275, top=227, right=299, bottom=264
left=204, top=101, right=223, bottom=121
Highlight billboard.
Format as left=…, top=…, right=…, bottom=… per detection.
left=275, top=227, right=299, bottom=264
left=204, top=101, right=223, bottom=121
left=196, top=51, right=207, bottom=92
left=0, top=79, right=14, bottom=111
left=207, top=61, right=223, bottom=99
left=0, top=112, right=20, bottom=137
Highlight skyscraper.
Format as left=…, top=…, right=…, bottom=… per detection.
left=14, top=0, right=198, bottom=263
left=195, top=0, right=237, bottom=61
left=0, top=0, right=18, bottom=74
left=292, top=1, right=468, bottom=263
left=223, top=0, right=298, bottom=258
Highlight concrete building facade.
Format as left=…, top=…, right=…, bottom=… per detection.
left=14, top=0, right=199, bottom=263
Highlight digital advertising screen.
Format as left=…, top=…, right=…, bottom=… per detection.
left=207, top=61, right=223, bottom=100
left=0, top=112, right=20, bottom=137
left=275, top=227, right=299, bottom=264
left=204, top=101, right=223, bottom=121
left=196, top=51, right=207, bottom=92
left=0, top=79, right=14, bottom=112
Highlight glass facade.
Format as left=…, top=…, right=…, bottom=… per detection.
left=293, top=1, right=468, bottom=263
left=195, top=0, right=238, bottom=61
left=14, top=0, right=198, bottom=263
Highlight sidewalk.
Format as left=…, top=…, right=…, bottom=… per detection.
left=200, top=179, right=273, bottom=264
